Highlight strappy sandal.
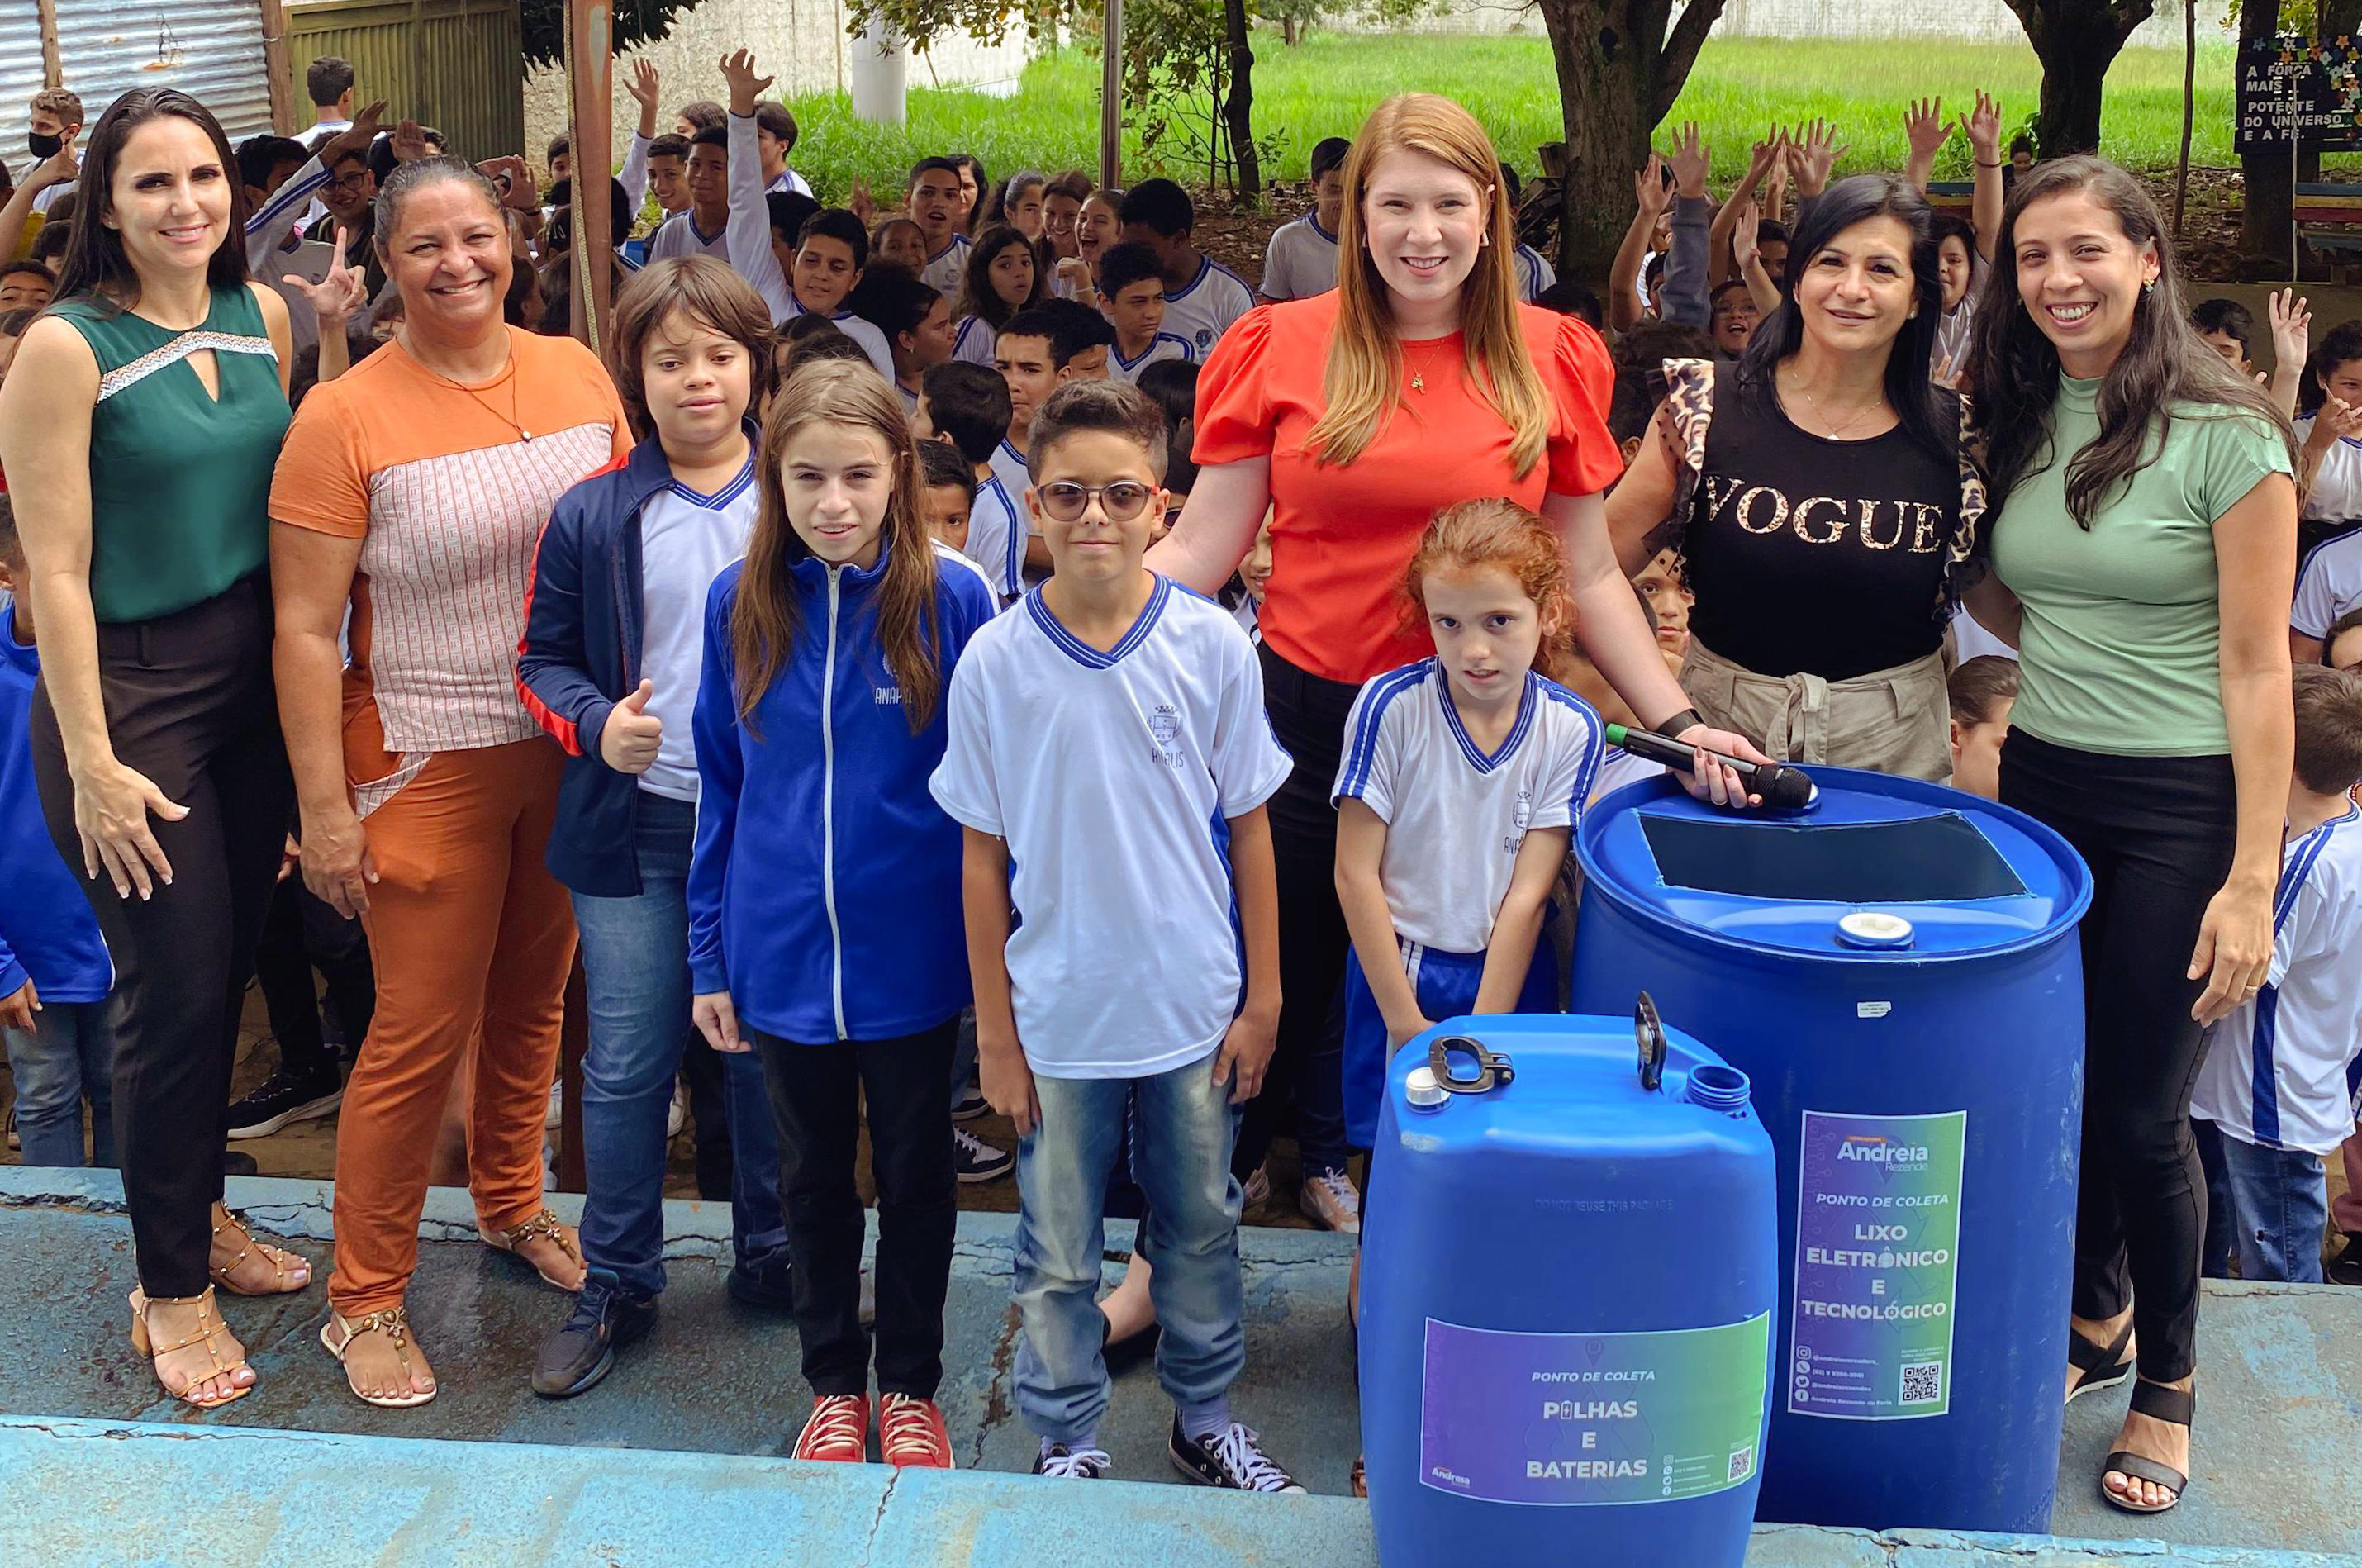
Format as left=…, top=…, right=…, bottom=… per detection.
left=2065, top=1316, right=2136, bottom=1406
left=1350, top=1455, right=1367, bottom=1498
left=479, top=1207, right=585, bottom=1290
left=128, top=1287, right=251, bottom=1410
left=320, top=1306, right=438, bottom=1409
left=209, top=1209, right=312, bottom=1297
left=2100, top=1379, right=2193, bottom=1515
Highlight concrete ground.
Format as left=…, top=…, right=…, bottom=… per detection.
left=0, top=1168, right=2356, bottom=1567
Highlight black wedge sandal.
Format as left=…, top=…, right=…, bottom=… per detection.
left=2065, top=1316, right=2136, bottom=1406
left=2100, top=1379, right=2192, bottom=1515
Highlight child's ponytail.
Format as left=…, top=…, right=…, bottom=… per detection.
left=1401, top=497, right=1577, bottom=683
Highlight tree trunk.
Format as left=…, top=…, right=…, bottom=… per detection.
left=2304, top=0, right=2362, bottom=178
left=1221, top=0, right=1259, bottom=195
left=2239, top=0, right=2295, bottom=272
left=1535, top=0, right=1719, bottom=283
left=2022, top=4, right=2151, bottom=154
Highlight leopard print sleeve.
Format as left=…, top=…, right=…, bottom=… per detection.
left=1651, top=356, right=1716, bottom=568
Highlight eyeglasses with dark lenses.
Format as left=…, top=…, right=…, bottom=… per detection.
left=1037, top=481, right=1156, bottom=522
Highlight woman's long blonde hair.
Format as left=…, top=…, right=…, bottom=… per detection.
left=731, top=360, right=944, bottom=735
left=1305, top=93, right=1550, bottom=477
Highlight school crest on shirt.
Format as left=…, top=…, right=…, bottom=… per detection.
left=1148, top=702, right=1184, bottom=766
left=1504, top=789, right=1533, bottom=854
left=1192, top=326, right=1217, bottom=354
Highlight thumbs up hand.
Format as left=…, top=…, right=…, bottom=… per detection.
left=600, top=680, right=664, bottom=774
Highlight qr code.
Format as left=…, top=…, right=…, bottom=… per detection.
left=1727, top=1445, right=1755, bottom=1482
left=1900, top=1361, right=1944, bottom=1405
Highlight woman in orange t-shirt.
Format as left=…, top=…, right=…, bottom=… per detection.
left=1148, top=93, right=1770, bottom=1214
left=269, top=157, right=630, bottom=1409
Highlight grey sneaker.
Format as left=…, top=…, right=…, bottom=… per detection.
left=1034, top=1443, right=1112, bottom=1479
left=953, top=1126, right=1014, bottom=1183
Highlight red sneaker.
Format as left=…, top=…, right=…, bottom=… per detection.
left=877, top=1392, right=955, bottom=1468
left=794, top=1394, right=871, bottom=1462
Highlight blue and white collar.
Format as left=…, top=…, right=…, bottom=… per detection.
left=1026, top=574, right=1171, bottom=669
left=1436, top=663, right=1537, bottom=773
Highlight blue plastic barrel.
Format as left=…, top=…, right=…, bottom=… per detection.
left=1360, top=1012, right=1777, bottom=1567
left=1571, top=767, right=2092, bottom=1533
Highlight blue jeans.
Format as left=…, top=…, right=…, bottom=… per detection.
left=1012, top=1050, right=1244, bottom=1444
left=2196, top=1118, right=2327, bottom=1284
left=4, top=997, right=116, bottom=1168
left=572, top=793, right=787, bottom=1298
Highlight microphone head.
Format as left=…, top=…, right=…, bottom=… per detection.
left=1754, top=763, right=1818, bottom=810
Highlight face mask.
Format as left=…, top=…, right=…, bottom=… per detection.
left=27, top=130, right=60, bottom=158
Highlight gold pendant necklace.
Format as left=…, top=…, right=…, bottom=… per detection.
left=405, top=328, right=532, bottom=441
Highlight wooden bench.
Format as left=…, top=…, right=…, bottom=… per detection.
left=1926, top=179, right=1974, bottom=216
left=2297, top=181, right=2362, bottom=279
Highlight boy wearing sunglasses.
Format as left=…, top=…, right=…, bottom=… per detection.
left=929, top=380, right=1306, bottom=1494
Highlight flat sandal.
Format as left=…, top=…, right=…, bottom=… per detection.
left=478, top=1207, right=584, bottom=1290
left=128, top=1287, right=251, bottom=1410
left=209, top=1209, right=312, bottom=1297
left=321, top=1306, right=437, bottom=1409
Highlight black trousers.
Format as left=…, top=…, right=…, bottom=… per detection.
left=1233, top=642, right=1357, bottom=1181
left=251, top=867, right=374, bottom=1081
left=29, top=573, right=293, bottom=1297
left=750, top=1019, right=958, bottom=1399
left=1999, top=731, right=2237, bottom=1383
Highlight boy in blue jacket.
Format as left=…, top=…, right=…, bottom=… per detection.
left=0, top=496, right=116, bottom=1166
left=516, top=257, right=792, bottom=1398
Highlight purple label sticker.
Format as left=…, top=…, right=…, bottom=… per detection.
left=1419, top=1314, right=1770, bottom=1506
left=1788, top=1109, right=1966, bottom=1421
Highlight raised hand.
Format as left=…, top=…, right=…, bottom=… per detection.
left=848, top=174, right=876, bottom=226
left=600, top=679, right=663, bottom=774
left=625, top=58, right=661, bottom=114
left=388, top=118, right=430, bottom=164
left=1732, top=197, right=1761, bottom=273
left=2269, top=287, right=2312, bottom=373
left=1789, top=116, right=1847, bottom=195
left=720, top=49, right=775, bottom=118
left=319, top=101, right=387, bottom=169
left=1745, top=127, right=1785, bottom=188
left=1668, top=121, right=1709, bottom=202
left=285, top=226, right=370, bottom=327
left=2321, top=395, right=2362, bottom=443
left=1961, top=91, right=2003, bottom=164
left=476, top=153, right=539, bottom=212
left=1633, top=151, right=1671, bottom=220
left=1903, top=97, right=1948, bottom=162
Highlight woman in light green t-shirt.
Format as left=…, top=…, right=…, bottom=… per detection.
left=1966, top=156, right=2296, bottom=1520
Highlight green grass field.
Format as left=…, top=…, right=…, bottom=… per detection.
left=782, top=30, right=2247, bottom=198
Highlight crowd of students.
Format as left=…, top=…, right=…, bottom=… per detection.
left=0, top=48, right=2358, bottom=1518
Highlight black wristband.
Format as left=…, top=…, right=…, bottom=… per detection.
left=1656, top=706, right=1704, bottom=737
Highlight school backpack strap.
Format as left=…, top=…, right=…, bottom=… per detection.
left=1651, top=356, right=1717, bottom=568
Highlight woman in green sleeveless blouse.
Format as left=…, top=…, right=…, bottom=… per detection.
left=0, top=89, right=315, bottom=1411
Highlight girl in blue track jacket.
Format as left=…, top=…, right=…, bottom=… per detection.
left=687, top=359, right=997, bottom=1469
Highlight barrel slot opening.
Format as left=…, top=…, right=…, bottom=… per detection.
left=1637, top=812, right=2027, bottom=905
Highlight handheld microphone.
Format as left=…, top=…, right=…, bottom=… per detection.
left=1604, top=722, right=1820, bottom=810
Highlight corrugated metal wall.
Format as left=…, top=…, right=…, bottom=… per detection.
left=50, top=2, right=274, bottom=141
left=0, top=3, right=45, bottom=162
left=284, top=0, right=523, bottom=163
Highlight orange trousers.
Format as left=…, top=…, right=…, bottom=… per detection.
left=328, top=732, right=574, bottom=1314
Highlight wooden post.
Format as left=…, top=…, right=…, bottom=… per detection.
left=259, top=0, right=293, bottom=135
left=1100, top=0, right=1122, bottom=192
left=566, top=0, right=615, bottom=352
left=2173, top=0, right=2195, bottom=235
left=34, top=0, right=59, bottom=88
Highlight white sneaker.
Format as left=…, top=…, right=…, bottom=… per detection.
left=1300, top=1168, right=1362, bottom=1235
left=666, top=1078, right=688, bottom=1139
left=544, top=1081, right=563, bottom=1129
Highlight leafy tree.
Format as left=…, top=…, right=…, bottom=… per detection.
left=1531, top=0, right=1730, bottom=279
left=1999, top=0, right=2158, bottom=154
left=520, top=0, right=715, bottom=69
left=851, top=0, right=1268, bottom=193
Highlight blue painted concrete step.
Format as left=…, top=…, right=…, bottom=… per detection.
left=0, top=1169, right=2357, bottom=1565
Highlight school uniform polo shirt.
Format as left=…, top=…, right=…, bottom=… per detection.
left=1331, top=658, right=1602, bottom=953
left=929, top=577, right=1294, bottom=1077
left=1159, top=256, right=1256, bottom=360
